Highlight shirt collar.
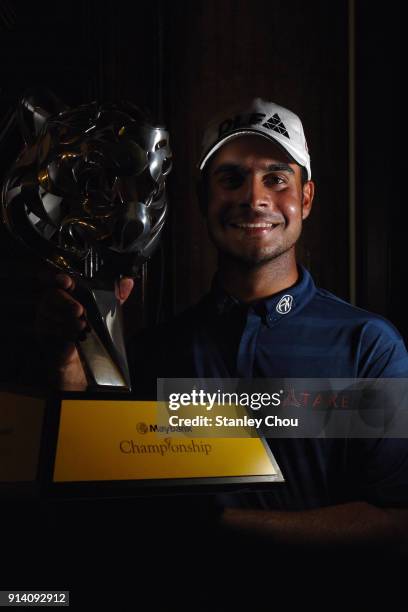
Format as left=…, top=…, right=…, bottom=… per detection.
left=209, top=265, right=316, bottom=326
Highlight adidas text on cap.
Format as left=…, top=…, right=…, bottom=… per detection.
left=198, top=98, right=311, bottom=180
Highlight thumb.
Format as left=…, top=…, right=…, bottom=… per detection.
left=115, top=277, right=134, bottom=304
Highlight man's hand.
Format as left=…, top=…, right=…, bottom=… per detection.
left=36, top=272, right=134, bottom=391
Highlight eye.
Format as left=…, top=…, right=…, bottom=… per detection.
left=263, top=174, right=287, bottom=187
left=218, top=172, right=244, bottom=189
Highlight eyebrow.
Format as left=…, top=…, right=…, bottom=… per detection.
left=212, top=162, right=295, bottom=175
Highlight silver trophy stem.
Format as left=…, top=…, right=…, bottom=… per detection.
left=75, top=284, right=131, bottom=391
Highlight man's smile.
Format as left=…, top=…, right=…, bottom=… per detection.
left=227, top=221, right=281, bottom=236
left=223, top=212, right=284, bottom=236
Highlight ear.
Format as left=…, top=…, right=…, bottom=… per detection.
left=301, top=180, right=315, bottom=220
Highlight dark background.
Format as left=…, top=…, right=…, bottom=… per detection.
left=0, top=2, right=405, bottom=607
left=0, top=0, right=405, bottom=380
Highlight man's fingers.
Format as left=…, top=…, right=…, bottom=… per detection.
left=44, top=288, right=84, bottom=319
left=36, top=286, right=87, bottom=347
left=36, top=266, right=74, bottom=289
left=55, top=273, right=75, bottom=291
left=116, top=277, right=134, bottom=304
left=38, top=313, right=87, bottom=339
left=33, top=267, right=88, bottom=387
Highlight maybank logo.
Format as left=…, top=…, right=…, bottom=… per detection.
left=120, top=438, right=212, bottom=456
left=136, top=422, right=193, bottom=434
left=136, top=422, right=149, bottom=434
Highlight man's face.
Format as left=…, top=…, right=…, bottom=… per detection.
left=205, top=135, right=314, bottom=266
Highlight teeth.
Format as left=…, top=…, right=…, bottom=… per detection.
left=235, top=223, right=275, bottom=228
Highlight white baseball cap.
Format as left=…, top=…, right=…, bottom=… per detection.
left=198, top=97, right=311, bottom=180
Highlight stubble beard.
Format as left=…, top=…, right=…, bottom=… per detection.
left=209, top=225, right=302, bottom=270
left=219, top=242, right=296, bottom=269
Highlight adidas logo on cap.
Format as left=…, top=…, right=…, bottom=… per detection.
left=199, top=97, right=311, bottom=179
left=218, top=111, right=290, bottom=140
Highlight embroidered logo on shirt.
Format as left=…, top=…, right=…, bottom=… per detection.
left=276, top=294, right=293, bottom=314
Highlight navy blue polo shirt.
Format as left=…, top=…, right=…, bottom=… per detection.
left=129, top=266, right=408, bottom=510
left=189, top=265, right=408, bottom=379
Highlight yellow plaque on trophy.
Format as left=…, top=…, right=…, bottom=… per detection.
left=53, top=400, right=283, bottom=485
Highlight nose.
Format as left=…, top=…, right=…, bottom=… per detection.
left=239, top=174, right=270, bottom=209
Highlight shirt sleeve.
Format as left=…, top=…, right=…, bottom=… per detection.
left=358, top=319, right=408, bottom=377
left=350, top=319, right=408, bottom=507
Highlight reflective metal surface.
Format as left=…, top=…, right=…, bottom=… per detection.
left=1, top=90, right=172, bottom=390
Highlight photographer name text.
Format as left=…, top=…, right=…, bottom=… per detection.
left=168, top=415, right=299, bottom=429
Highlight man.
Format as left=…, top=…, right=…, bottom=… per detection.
left=39, top=98, right=408, bottom=554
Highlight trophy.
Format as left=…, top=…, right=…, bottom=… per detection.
left=1, top=90, right=172, bottom=391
